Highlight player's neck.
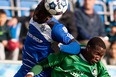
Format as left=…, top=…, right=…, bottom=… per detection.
left=79, top=53, right=88, bottom=62
left=81, top=50, right=89, bottom=62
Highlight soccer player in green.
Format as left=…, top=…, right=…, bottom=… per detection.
left=26, top=37, right=110, bottom=77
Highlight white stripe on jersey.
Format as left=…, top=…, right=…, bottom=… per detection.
left=30, top=18, right=53, bottom=42
left=23, top=59, right=36, bottom=65
left=23, top=46, right=34, bottom=59
left=26, top=70, right=28, bottom=72
left=23, top=63, right=32, bottom=68
left=25, top=51, right=34, bottom=58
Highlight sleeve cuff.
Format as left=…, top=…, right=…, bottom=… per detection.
left=27, top=72, right=34, bottom=76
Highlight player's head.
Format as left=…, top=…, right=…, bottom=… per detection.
left=83, top=37, right=106, bottom=65
left=33, top=0, right=68, bottom=24
left=33, top=0, right=52, bottom=24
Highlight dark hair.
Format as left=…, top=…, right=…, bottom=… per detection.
left=33, top=0, right=52, bottom=23
left=87, top=37, right=106, bottom=49
left=0, top=9, right=6, bottom=15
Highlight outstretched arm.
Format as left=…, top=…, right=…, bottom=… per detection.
left=25, top=52, right=66, bottom=77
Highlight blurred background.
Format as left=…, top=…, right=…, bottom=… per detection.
left=0, top=0, right=116, bottom=77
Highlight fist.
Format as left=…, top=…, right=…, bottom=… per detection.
left=25, top=74, right=33, bottom=77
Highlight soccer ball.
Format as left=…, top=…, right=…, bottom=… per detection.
left=44, top=0, right=68, bottom=15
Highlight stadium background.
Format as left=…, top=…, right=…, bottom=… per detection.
left=0, top=0, right=116, bottom=77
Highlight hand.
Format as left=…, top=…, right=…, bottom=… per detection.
left=25, top=74, right=33, bottom=77
left=51, top=41, right=60, bottom=53
left=25, top=72, right=34, bottom=77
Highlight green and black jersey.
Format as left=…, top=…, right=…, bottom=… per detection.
left=32, top=52, right=110, bottom=77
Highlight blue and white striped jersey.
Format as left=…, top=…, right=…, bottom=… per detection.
left=22, top=17, right=74, bottom=66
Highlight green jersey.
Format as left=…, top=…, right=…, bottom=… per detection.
left=32, top=52, right=110, bottom=77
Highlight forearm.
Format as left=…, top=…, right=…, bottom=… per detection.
left=30, top=53, right=61, bottom=75
left=38, top=58, right=50, bottom=68
left=59, top=40, right=80, bottom=54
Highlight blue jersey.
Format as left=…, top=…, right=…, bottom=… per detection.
left=23, top=17, right=74, bottom=62
left=14, top=17, right=74, bottom=77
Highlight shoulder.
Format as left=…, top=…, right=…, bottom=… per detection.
left=47, top=17, right=64, bottom=30
left=74, top=7, right=84, bottom=15
left=52, top=23, right=67, bottom=34
left=74, top=7, right=82, bottom=12
left=97, top=61, right=106, bottom=69
left=93, top=12, right=101, bottom=19
left=74, top=7, right=86, bottom=20
left=47, top=17, right=62, bottom=28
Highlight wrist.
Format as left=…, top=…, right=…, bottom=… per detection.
left=27, top=72, right=34, bottom=76
left=31, top=65, right=43, bottom=76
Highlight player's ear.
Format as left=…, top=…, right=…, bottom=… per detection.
left=46, top=16, right=51, bottom=21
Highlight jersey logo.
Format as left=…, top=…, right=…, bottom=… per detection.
left=70, top=70, right=84, bottom=77
left=92, top=68, right=97, bottom=77
left=27, top=32, right=43, bottom=43
left=40, top=25, right=46, bottom=32
left=62, top=26, right=68, bottom=33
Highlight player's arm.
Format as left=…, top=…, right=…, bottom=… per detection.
left=51, top=23, right=80, bottom=54
left=58, top=40, right=80, bottom=54
left=25, top=52, right=66, bottom=77
left=97, top=61, right=111, bottom=77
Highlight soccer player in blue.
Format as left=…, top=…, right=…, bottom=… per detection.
left=14, top=0, right=80, bottom=77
